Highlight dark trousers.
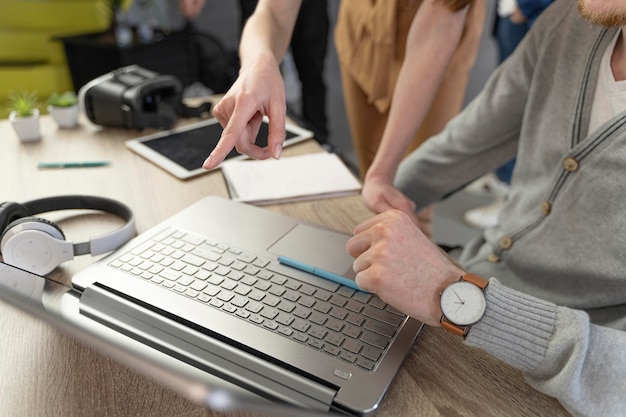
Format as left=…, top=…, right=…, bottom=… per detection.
left=239, top=0, right=330, bottom=144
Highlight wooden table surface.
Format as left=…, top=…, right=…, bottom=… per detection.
left=0, top=115, right=569, bottom=417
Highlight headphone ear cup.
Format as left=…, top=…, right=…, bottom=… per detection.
left=0, top=202, right=30, bottom=231
left=1, top=216, right=66, bottom=245
left=0, top=217, right=73, bottom=275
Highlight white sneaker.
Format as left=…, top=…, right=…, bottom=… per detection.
left=463, top=198, right=505, bottom=229
left=464, top=173, right=509, bottom=197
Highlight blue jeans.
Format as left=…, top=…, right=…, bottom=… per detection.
left=493, top=16, right=530, bottom=184
left=495, top=16, right=530, bottom=62
left=496, top=158, right=516, bottom=184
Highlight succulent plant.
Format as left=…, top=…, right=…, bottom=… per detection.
left=8, top=91, right=39, bottom=117
left=48, top=91, right=78, bottom=108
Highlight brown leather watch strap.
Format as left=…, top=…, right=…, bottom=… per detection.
left=440, top=273, right=489, bottom=338
left=440, top=320, right=467, bottom=337
left=462, top=272, right=489, bottom=290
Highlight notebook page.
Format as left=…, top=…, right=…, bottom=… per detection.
left=221, top=153, right=361, bottom=205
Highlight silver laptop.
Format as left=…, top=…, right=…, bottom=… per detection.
left=67, top=196, right=423, bottom=415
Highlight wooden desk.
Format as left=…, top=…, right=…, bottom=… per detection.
left=0, top=116, right=569, bottom=417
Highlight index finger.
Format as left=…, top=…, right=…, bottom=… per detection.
left=203, top=105, right=268, bottom=170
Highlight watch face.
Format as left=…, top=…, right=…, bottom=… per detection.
left=440, top=281, right=486, bottom=326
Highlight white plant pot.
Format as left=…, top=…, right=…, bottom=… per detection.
left=9, top=109, right=41, bottom=142
left=48, top=104, right=79, bottom=128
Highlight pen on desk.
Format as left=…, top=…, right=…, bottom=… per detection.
left=37, top=161, right=110, bottom=169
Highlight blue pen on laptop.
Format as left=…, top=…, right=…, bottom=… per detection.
left=277, top=255, right=365, bottom=291
left=37, top=161, right=110, bottom=169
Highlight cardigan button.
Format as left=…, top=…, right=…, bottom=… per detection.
left=487, top=253, right=501, bottom=263
left=541, top=201, right=552, bottom=215
left=499, top=236, right=513, bottom=250
left=563, top=157, right=579, bottom=172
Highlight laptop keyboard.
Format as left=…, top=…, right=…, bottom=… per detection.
left=108, top=227, right=407, bottom=371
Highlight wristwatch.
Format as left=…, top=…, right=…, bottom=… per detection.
left=440, top=273, right=489, bottom=337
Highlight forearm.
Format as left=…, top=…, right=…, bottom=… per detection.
left=466, top=280, right=626, bottom=417
left=366, top=1, right=468, bottom=183
left=238, top=0, right=301, bottom=70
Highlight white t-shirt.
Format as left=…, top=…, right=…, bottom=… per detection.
left=588, top=27, right=626, bottom=135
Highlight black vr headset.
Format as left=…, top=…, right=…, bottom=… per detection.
left=78, top=65, right=211, bottom=130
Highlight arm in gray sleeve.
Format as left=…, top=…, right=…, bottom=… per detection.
left=465, top=279, right=626, bottom=417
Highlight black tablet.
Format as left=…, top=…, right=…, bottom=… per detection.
left=125, top=118, right=313, bottom=179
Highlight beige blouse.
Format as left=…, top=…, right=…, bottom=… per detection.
left=334, top=0, right=483, bottom=114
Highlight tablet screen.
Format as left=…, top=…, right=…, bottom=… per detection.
left=126, top=118, right=313, bottom=179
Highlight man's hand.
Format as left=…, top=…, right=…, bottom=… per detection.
left=510, top=7, right=528, bottom=24
left=346, top=210, right=463, bottom=326
left=202, top=53, right=287, bottom=170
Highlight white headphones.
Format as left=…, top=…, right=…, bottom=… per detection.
left=0, top=195, right=136, bottom=275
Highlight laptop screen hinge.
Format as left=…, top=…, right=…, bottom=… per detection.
left=79, top=283, right=337, bottom=412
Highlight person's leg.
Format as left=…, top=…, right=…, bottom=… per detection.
left=238, top=0, right=258, bottom=36
left=495, top=157, right=516, bottom=184
left=339, top=64, right=386, bottom=179
left=289, top=0, right=330, bottom=144
left=495, top=15, right=529, bottom=62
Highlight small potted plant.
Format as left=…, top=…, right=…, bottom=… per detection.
left=8, top=91, right=41, bottom=142
left=48, top=91, right=79, bottom=128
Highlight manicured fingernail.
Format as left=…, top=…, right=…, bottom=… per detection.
left=203, top=155, right=213, bottom=169
left=273, top=144, right=282, bottom=159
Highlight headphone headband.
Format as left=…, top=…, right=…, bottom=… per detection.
left=22, top=195, right=134, bottom=221
left=20, top=195, right=136, bottom=256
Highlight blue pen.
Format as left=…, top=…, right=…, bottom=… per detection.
left=278, top=255, right=364, bottom=291
left=37, top=161, right=110, bottom=169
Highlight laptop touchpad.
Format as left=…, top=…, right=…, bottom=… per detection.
left=268, top=224, right=355, bottom=277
